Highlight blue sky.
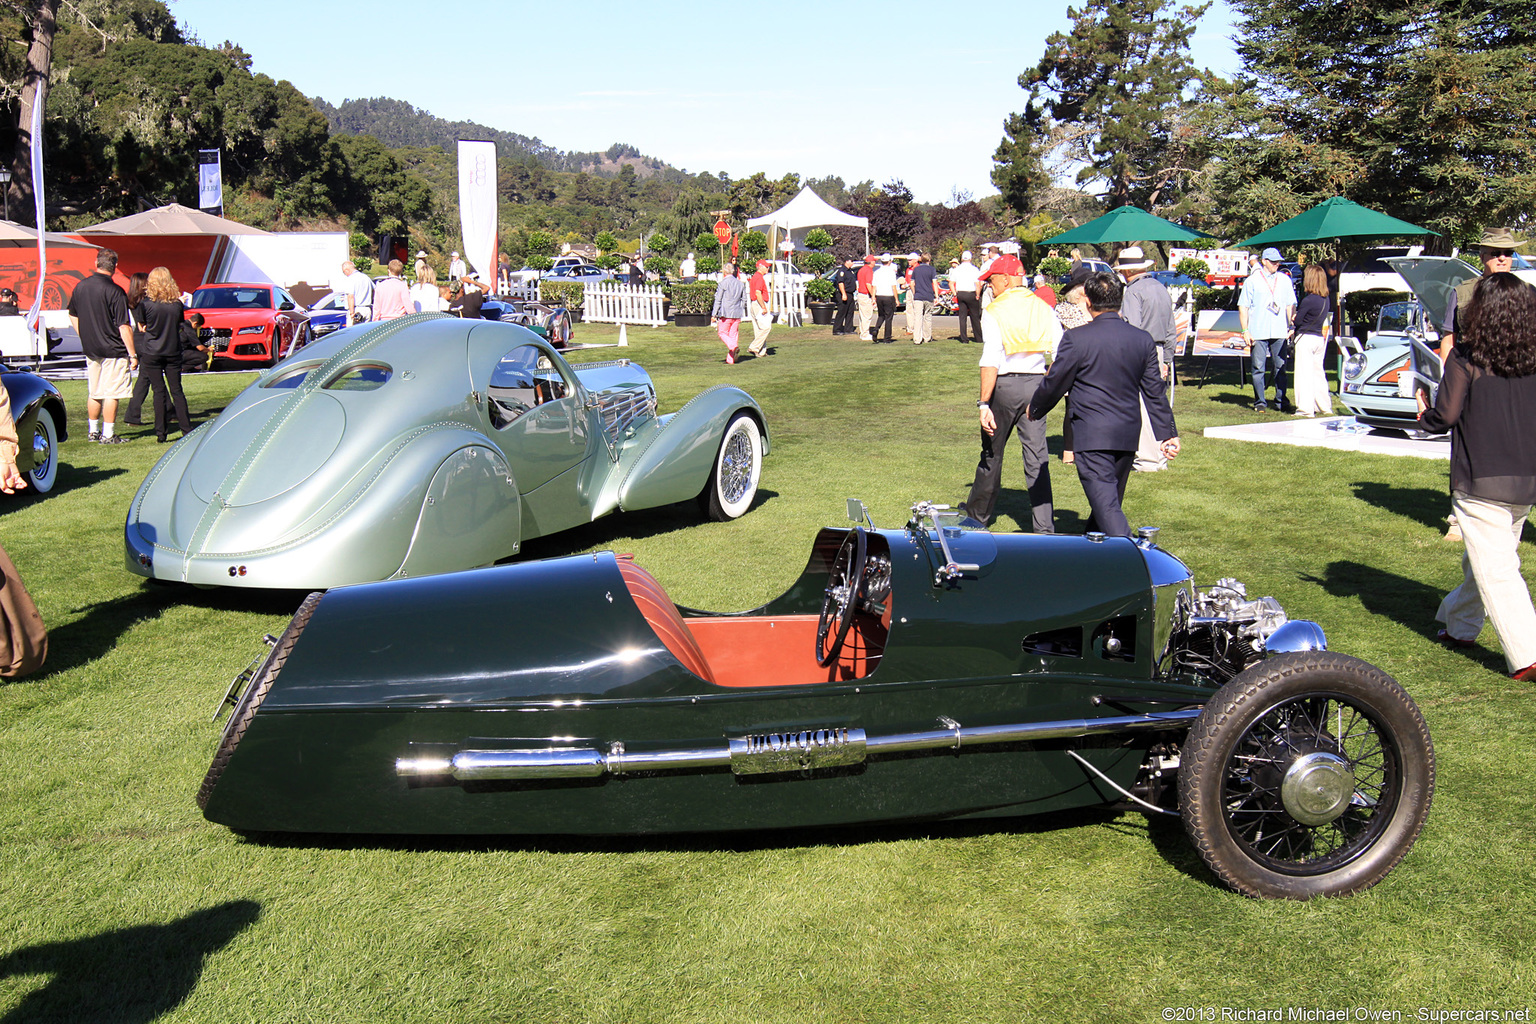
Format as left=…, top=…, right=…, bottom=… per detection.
left=169, top=0, right=1240, bottom=206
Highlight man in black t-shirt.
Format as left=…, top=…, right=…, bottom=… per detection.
left=67, top=248, right=138, bottom=444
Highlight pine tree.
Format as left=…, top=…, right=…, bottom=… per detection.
left=992, top=0, right=1210, bottom=218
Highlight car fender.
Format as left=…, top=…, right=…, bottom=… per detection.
left=2, top=372, right=69, bottom=471
left=616, top=386, right=767, bottom=511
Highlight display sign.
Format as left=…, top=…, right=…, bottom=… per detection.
left=712, top=220, right=731, bottom=245
left=197, top=149, right=223, bottom=210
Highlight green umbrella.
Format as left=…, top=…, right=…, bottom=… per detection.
left=1041, top=205, right=1216, bottom=244
left=1235, top=196, right=1437, bottom=248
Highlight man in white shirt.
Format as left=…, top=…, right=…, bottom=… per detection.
left=340, top=261, right=373, bottom=324
left=679, top=253, right=697, bottom=283
left=869, top=253, right=900, bottom=343
left=1238, top=246, right=1297, bottom=410
left=448, top=251, right=467, bottom=282
left=961, top=254, right=1063, bottom=533
left=949, top=251, right=982, bottom=343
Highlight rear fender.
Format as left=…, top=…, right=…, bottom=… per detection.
left=618, top=386, right=766, bottom=511
left=396, top=445, right=522, bottom=579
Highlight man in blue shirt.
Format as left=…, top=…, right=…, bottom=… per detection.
left=909, top=252, right=938, bottom=345
left=1238, top=247, right=1296, bottom=411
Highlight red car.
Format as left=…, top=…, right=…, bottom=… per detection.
left=188, top=283, right=312, bottom=368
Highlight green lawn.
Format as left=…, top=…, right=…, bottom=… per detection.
left=2, top=320, right=1532, bottom=1022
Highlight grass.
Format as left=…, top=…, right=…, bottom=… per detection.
left=2, top=318, right=1533, bottom=1022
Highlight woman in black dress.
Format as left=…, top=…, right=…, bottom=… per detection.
left=1416, top=272, right=1536, bottom=680
left=136, top=267, right=194, bottom=442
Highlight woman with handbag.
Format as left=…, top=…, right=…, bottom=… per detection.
left=1416, top=272, right=1536, bottom=680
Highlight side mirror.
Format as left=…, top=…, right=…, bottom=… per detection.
left=846, top=499, right=872, bottom=528
left=278, top=300, right=295, bottom=311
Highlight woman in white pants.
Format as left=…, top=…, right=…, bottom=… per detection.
left=1417, top=272, right=1536, bottom=681
left=1290, top=264, right=1333, bottom=416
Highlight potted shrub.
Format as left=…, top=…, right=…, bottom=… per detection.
left=805, top=277, right=837, bottom=325
left=539, top=280, right=586, bottom=321
left=669, top=281, right=718, bottom=327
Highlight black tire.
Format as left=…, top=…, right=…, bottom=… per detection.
left=26, top=406, right=59, bottom=494
left=197, top=591, right=325, bottom=810
left=266, top=327, right=283, bottom=368
left=1178, top=651, right=1434, bottom=899
left=701, top=412, right=762, bottom=521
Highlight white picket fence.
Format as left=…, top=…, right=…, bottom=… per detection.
left=583, top=281, right=667, bottom=327
left=499, top=279, right=541, bottom=303
left=772, top=277, right=808, bottom=326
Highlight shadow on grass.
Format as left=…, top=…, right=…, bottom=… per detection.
left=0, top=466, right=127, bottom=514
left=517, top=489, right=782, bottom=562
left=33, top=586, right=313, bottom=681
left=1350, top=481, right=1450, bottom=534
left=0, top=899, right=260, bottom=1024
left=1300, top=560, right=1509, bottom=670
left=233, top=805, right=1132, bottom=857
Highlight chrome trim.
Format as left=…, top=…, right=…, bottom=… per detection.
left=728, top=727, right=866, bottom=774
left=1264, top=619, right=1328, bottom=654
left=1280, top=751, right=1355, bottom=826
left=395, top=710, right=1204, bottom=783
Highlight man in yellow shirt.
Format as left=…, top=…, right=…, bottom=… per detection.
left=961, top=255, right=1063, bottom=533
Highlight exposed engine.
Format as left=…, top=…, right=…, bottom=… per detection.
left=1168, top=577, right=1291, bottom=683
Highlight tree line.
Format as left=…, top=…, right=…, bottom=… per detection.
left=992, top=0, right=1536, bottom=252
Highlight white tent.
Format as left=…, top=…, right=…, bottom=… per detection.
left=747, top=186, right=869, bottom=254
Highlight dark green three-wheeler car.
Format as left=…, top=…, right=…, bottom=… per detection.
left=200, top=502, right=1434, bottom=899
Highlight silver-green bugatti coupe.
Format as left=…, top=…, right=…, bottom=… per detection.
left=124, top=313, right=768, bottom=589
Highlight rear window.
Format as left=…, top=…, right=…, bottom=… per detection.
left=263, top=363, right=320, bottom=389
left=325, top=364, right=391, bottom=391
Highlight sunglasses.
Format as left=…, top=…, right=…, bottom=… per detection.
left=1483, top=248, right=1516, bottom=258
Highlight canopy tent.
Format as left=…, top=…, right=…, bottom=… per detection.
left=76, top=202, right=269, bottom=236
left=1042, top=205, right=1216, bottom=245
left=1235, top=197, right=1437, bottom=248
left=747, top=187, right=869, bottom=254
left=72, top=204, right=271, bottom=299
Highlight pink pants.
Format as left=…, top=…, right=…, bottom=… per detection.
left=716, top=318, right=740, bottom=358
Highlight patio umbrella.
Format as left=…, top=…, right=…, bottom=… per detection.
left=1235, top=197, right=1436, bottom=248
left=0, top=220, right=98, bottom=248
left=1042, top=205, right=1216, bottom=245
left=77, top=202, right=267, bottom=235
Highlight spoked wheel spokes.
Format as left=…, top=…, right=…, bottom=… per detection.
left=816, top=527, right=866, bottom=667
left=1221, top=693, right=1393, bottom=873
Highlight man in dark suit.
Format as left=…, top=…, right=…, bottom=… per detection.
left=1027, top=272, right=1180, bottom=537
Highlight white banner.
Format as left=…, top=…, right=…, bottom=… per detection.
left=457, top=140, right=497, bottom=289
left=25, top=84, right=46, bottom=334
left=197, top=149, right=222, bottom=210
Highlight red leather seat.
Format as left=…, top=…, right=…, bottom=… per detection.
left=615, top=554, right=715, bottom=685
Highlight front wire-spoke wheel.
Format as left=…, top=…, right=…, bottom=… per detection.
left=1179, top=652, right=1434, bottom=898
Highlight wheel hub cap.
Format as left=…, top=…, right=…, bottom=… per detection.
left=1280, top=751, right=1356, bottom=826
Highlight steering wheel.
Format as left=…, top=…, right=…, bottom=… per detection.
left=816, top=527, right=867, bottom=667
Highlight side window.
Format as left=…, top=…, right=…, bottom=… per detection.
left=487, top=344, right=570, bottom=429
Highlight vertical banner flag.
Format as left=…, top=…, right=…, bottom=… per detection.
left=457, top=140, right=497, bottom=290
left=197, top=149, right=223, bottom=211
left=25, top=84, right=47, bottom=335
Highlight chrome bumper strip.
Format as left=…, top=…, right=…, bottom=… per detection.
left=396, top=709, right=1202, bottom=783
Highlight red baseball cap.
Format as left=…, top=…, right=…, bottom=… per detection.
left=863, top=254, right=877, bottom=263
left=978, top=254, right=1025, bottom=282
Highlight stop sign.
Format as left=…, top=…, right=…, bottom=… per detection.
left=712, top=219, right=731, bottom=245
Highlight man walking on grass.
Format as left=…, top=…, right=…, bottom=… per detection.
left=961, top=254, right=1062, bottom=533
